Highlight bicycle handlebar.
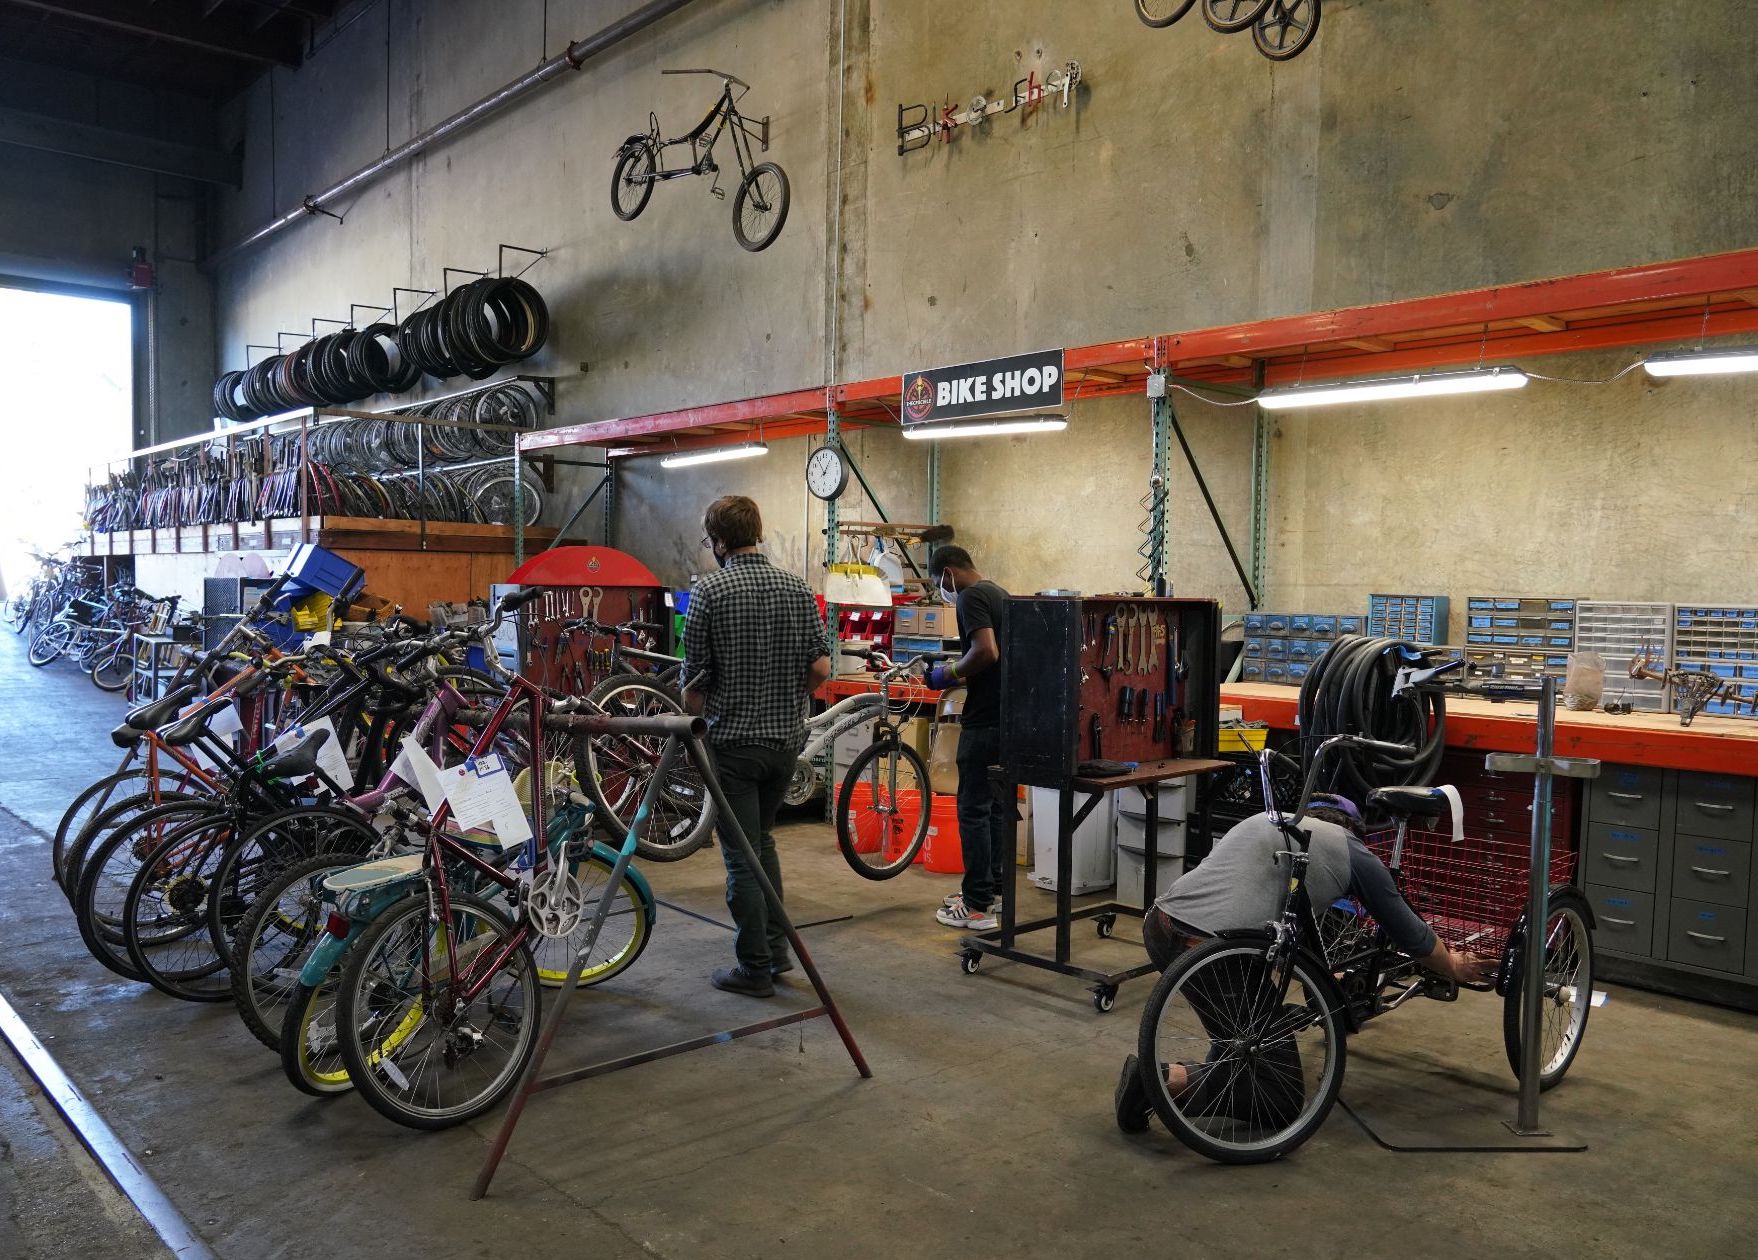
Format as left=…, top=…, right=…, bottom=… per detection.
left=1264, top=733, right=1417, bottom=833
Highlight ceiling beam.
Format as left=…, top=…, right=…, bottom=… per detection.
left=1, top=0, right=302, bottom=66
left=0, top=103, right=242, bottom=185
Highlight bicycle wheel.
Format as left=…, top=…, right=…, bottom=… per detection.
left=54, top=768, right=152, bottom=890
left=90, top=637, right=134, bottom=692
left=1138, top=934, right=1346, bottom=1163
left=280, top=977, right=356, bottom=1096
left=28, top=620, right=71, bottom=666
left=1135, top=0, right=1197, bottom=26
left=232, top=851, right=368, bottom=1050
left=579, top=675, right=714, bottom=862
left=1501, top=890, right=1593, bottom=1091
left=122, top=813, right=242, bottom=1001
left=610, top=143, right=657, bottom=221
left=1201, top=0, right=1273, bottom=32
left=529, top=844, right=653, bottom=988
left=4, top=593, right=28, bottom=632
left=1252, top=0, right=1320, bottom=60
left=732, top=162, right=790, bottom=252
left=60, top=784, right=211, bottom=901
left=72, top=801, right=221, bottom=980
left=206, top=805, right=381, bottom=960
left=336, top=892, right=539, bottom=1130
left=834, top=739, right=932, bottom=879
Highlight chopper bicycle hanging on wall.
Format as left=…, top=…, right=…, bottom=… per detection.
left=610, top=69, right=791, bottom=253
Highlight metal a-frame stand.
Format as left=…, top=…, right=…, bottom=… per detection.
left=472, top=714, right=871, bottom=1199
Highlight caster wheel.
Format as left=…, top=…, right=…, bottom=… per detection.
left=1093, top=986, right=1117, bottom=1013
left=1096, top=915, right=1116, bottom=940
left=960, top=950, right=981, bottom=975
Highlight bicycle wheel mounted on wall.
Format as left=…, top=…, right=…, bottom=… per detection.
left=732, top=162, right=790, bottom=252
left=1134, top=0, right=1197, bottom=27
left=1253, top=0, right=1321, bottom=61
left=611, top=142, right=657, bottom=221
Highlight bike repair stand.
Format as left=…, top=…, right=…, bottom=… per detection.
left=472, top=715, right=871, bottom=1200
left=1340, top=675, right=1597, bottom=1154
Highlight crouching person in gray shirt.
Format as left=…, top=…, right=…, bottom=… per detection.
left=1114, top=793, right=1490, bottom=1135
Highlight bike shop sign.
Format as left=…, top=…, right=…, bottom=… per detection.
left=900, top=348, right=1065, bottom=425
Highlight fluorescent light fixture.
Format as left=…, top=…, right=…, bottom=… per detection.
left=1256, top=366, right=1530, bottom=411
left=1643, top=347, right=1758, bottom=378
left=659, top=441, right=770, bottom=469
left=901, top=414, right=1069, bottom=440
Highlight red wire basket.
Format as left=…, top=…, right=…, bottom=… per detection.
left=1361, top=830, right=1577, bottom=954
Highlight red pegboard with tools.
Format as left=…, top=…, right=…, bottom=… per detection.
left=504, top=546, right=670, bottom=697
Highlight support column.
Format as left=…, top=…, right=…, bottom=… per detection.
left=1141, top=372, right=1172, bottom=595
left=1250, top=406, right=1270, bottom=602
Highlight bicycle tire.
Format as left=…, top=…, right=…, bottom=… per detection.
left=28, top=620, right=71, bottom=666
left=206, top=805, right=381, bottom=962
left=1501, top=890, right=1593, bottom=1091
left=4, top=594, right=28, bottom=632
left=732, top=162, right=790, bottom=252
left=611, top=143, right=657, bottom=221
left=529, top=844, right=654, bottom=988
left=336, top=892, right=540, bottom=1130
left=834, top=739, right=933, bottom=879
left=54, top=769, right=153, bottom=890
left=1138, top=934, right=1346, bottom=1163
left=1252, top=0, right=1320, bottom=60
left=1202, top=0, right=1273, bottom=31
left=122, top=812, right=241, bottom=1001
left=279, top=977, right=357, bottom=1096
left=60, top=786, right=211, bottom=902
left=578, top=675, right=715, bottom=862
left=1135, top=0, right=1197, bottom=26
left=90, top=638, right=133, bottom=692
left=231, top=850, right=369, bottom=1051
left=73, top=802, right=223, bottom=980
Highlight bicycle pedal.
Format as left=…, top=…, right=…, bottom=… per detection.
left=1420, top=975, right=1459, bottom=1002
left=709, top=186, right=726, bottom=200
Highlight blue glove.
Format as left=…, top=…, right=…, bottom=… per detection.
left=926, top=664, right=957, bottom=691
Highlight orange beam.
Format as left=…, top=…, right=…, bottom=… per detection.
left=607, top=416, right=847, bottom=460
left=524, top=246, right=1758, bottom=453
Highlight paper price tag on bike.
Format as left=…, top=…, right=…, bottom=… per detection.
left=441, top=754, right=532, bottom=849
left=392, top=737, right=448, bottom=814
left=208, top=703, right=244, bottom=740
left=271, top=716, right=352, bottom=785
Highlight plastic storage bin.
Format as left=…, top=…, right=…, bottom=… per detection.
left=281, top=543, right=366, bottom=601
left=1029, top=788, right=1115, bottom=894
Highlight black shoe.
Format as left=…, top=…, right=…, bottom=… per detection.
left=1115, top=1054, right=1152, bottom=1134
left=770, top=956, right=795, bottom=978
left=711, top=964, right=775, bottom=998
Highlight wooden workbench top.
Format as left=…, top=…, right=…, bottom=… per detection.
left=1072, top=757, right=1232, bottom=792
left=1222, top=682, right=1758, bottom=776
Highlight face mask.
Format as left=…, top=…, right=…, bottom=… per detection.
left=938, top=575, right=956, bottom=602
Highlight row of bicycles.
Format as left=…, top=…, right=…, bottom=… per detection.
left=6, top=552, right=184, bottom=693
left=85, top=384, right=545, bottom=534
left=51, top=583, right=724, bottom=1131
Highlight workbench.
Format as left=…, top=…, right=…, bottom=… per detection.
left=958, top=757, right=1230, bottom=1012
left=1222, top=683, right=1758, bottom=776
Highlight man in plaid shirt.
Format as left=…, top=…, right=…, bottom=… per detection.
left=683, top=495, right=832, bottom=997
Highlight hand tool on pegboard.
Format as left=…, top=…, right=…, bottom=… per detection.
left=1098, top=613, right=1118, bottom=684
left=1089, top=712, right=1103, bottom=760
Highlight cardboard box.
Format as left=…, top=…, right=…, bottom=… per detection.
left=917, top=604, right=960, bottom=639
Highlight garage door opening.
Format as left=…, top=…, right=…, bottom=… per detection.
left=0, top=283, right=133, bottom=600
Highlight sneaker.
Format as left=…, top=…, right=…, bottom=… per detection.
left=710, top=964, right=775, bottom=998
left=1114, top=1054, right=1153, bottom=1134
left=936, top=895, right=998, bottom=931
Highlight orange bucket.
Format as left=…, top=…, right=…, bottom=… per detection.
left=845, top=783, right=926, bottom=861
left=921, top=795, right=964, bottom=873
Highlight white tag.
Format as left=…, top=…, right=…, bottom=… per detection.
left=208, top=703, right=244, bottom=738
left=441, top=754, right=531, bottom=849
left=1591, top=989, right=1609, bottom=1007
left=272, top=716, right=352, bottom=784
left=309, top=630, right=332, bottom=647
left=394, top=737, right=448, bottom=814
left=1438, top=784, right=1464, bottom=845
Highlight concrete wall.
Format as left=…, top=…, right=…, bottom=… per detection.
left=0, top=56, right=216, bottom=444
left=205, top=0, right=1758, bottom=612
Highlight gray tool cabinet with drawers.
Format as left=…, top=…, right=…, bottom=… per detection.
left=1583, top=762, right=1758, bottom=1009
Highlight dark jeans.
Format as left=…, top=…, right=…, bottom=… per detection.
left=955, top=724, right=1012, bottom=910
left=1142, top=908, right=1305, bottom=1128
left=709, top=742, right=795, bottom=971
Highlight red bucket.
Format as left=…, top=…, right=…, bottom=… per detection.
left=921, top=795, right=963, bottom=873
left=845, top=783, right=926, bottom=862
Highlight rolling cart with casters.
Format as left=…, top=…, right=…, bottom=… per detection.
left=958, top=757, right=1229, bottom=1011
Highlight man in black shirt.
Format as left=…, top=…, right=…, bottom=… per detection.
left=925, top=546, right=1011, bottom=930
left=683, top=495, right=832, bottom=997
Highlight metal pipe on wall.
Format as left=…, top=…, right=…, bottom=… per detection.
left=203, top=0, right=705, bottom=270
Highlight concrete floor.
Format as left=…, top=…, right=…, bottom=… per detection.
left=2, top=632, right=1757, bottom=1260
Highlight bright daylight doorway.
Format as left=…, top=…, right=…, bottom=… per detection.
left=0, top=284, right=133, bottom=603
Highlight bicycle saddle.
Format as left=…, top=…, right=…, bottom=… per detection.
left=160, top=695, right=233, bottom=748
left=122, top=684, right=199, bottom=734
left=261, top=726, right=331, bottom=780
left=1367, top=786, right=1450, bottom=819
